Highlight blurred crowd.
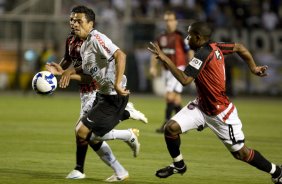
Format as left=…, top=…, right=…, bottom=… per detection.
left=65, top=0, right=282, bottom=30
left=0, top=0, right=281, bottom=95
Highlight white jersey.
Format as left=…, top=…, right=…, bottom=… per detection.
left=81, top=29, right=126, bottom=95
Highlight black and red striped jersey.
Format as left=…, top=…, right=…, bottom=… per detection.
left=184, top=42, right=236, bottom=115
left=64, top=34, right=83, bottom=68
left=156, top=30, right=188, bottom=69
left=64, top=34, right=97, bottom=93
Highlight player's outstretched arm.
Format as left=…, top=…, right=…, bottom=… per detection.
left=70, top=74, right=92, bottom=84
left=234, top=43, right=268, bottom=77
left=113, top=49, right=130, bottom=96
left=46, top=62, right=64, bottom=75
left=149, top=54, right=159, bottom=77
left=59, top=67, right=76, bottom=88
left=148, top=42, right=193, bottom=86
left=46, top=62, right=91, bottom=84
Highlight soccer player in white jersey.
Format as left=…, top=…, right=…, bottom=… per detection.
left=49, top=6, right=145, bottom=182
left=46, top=6, right=147, bottom=182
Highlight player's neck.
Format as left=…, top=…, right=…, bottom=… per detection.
left=167, top=27, right=176, bottom=33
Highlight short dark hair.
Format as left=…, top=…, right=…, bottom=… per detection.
left=71, top=5, right=95, bottom=23
left=164, top=10, right=177, bottom=19
left=190, top=21, right=213, bottom=38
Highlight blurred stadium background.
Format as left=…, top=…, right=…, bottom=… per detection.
left=0, top=1, right=282, bottom=184
left=0, top=0, right=282, bottom=96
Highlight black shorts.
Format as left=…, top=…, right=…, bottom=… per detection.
left=81, top=92, right=129, bottom=136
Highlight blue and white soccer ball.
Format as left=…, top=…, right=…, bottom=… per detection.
left=32, top=71, right=57, bottom=95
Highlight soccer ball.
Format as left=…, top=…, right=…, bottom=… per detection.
left=32, top=71, right=57, bottom=95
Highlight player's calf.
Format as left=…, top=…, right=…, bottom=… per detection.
left=232, top=146, right=282, bottom=183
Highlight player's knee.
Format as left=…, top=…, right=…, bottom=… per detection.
left=76, top=136, right=88, bottom=146
left=231, top=146, right=250, bottom=161
left=76, top=130, right=91, bottom=146
left=164, top=120, right=181, bottom=136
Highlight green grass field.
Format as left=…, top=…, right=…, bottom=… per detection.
left=0, top=92, right=281, bottom=184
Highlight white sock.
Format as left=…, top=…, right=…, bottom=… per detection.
left=91, top=129, right=132, bottom=141
left=173, top=154, right=183, bottom=162
left=270, top=163, right=277, bottom=174
left=95, top=142, right=127, bottom=175
left=95, top=142, right=116, bottom=166
left=111, top=160, right=128, bottom=176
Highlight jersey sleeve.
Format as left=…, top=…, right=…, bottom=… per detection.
left=184, top=46, right=211, bottom=78
left=63, top=37, right=70, bottom=61
left=215, top=42, right=235, bottom=55
left=61, top=36, right=72, bottom=69
left=91, top=32, right=119, bottom=61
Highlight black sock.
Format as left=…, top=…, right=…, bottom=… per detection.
left=248, top=150, right=272, bottom=174
left=174, top=105, right=182, bottom=113
left=120, top=110, right=130, bottom=121
left=165, top=102, right=175, bottom=120
left=174, top=160, right=185, bottom=169
left=74, top=144, right=88, bottom=173
left=165, top=134, right=181, bottom=158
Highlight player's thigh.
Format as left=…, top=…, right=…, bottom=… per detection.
left=166, top=91, right=182, bottom=103
left=75, top=121, right=91, bottom=140
left=80, top=91, right=96, bottom=117
left=171, top=101, right=206, bottom=133
left=174, top=92, right=182, bottom=104
left=206, top=104, right=245, bottom=152
left=165, top=75, right=183, bottom=94
left=82, top=93, right=128, bottom=136
left=165, top=66, right=185, bottom=95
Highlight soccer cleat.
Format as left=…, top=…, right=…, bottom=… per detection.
left=125, top=128, right=140, bottom=157
left=272, top=165, right=282, bottom=184
left=156, top=164, right=187, bottom=178
left=105, top=172, right=129, bottom=182
left=66, top=169, right=86, bottom=179
left=125, top=102, right=148, bottom=124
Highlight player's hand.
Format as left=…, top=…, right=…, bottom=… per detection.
left=251, top=65, right=268, bottom=77
left=147, top=42, right=168, bottom=62
left=114, top=85, right=130, bottom=96
left=45, top=62, right=64, bottom=75
left=150, top=67, right=158, bottom=77
left=59, top=69, right=73, bottom=88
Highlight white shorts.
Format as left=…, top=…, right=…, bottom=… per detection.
left=171, top=100, right=245, bottom=152
left=165, top=66, right=185, bottom=93
left=80, top=91, right=96, bottom=118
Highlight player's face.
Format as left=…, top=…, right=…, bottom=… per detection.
left=186, top=26, right=199, bottom=50
left=69, top=12, right=75, bottom=33
left=72, top=13, right=93, bottom=39
left=164, top=14, right=177, bottom=33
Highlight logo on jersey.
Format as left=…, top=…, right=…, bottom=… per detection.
left=189, top=57, right=203, bottom=70
left=215, top=50, right=222, bottom=60
left=162, top=48, right=175, bottom=55
left=72, top=58, right=82, bottom=67
left=94, top=34, right=111, bottom=54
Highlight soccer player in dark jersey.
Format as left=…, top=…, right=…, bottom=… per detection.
left=46, top=6, right=147, bottom=182
left=148, top=21, right=281, bottom=183
left=150, top=11, right=193, bottom=133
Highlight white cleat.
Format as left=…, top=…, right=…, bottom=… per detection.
left=66, top=170, right=86, bottom=179
left=126, top=128, right=140, bottom=157
left=125, top=102, right=148, bottom=124
left=105, top=172, right=129, bottom=182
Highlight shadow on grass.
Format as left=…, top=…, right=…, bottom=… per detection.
left=0, top=168, right=163, bottom=184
